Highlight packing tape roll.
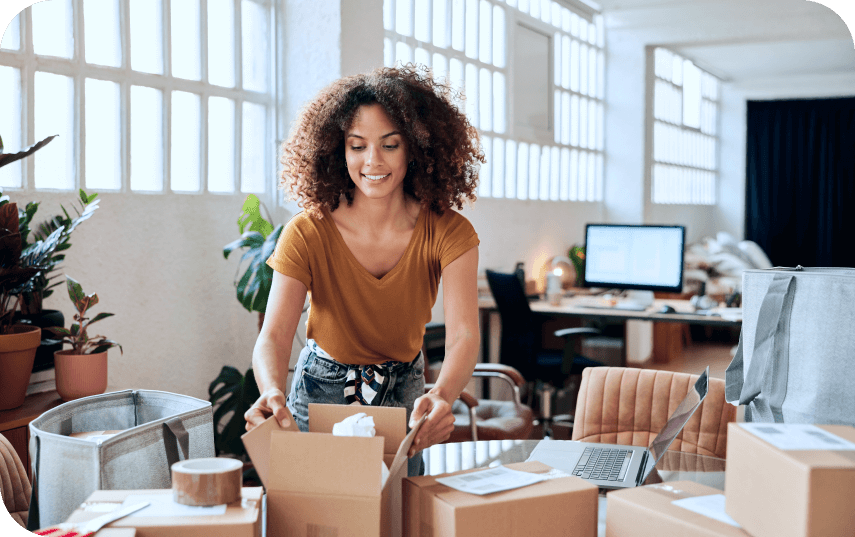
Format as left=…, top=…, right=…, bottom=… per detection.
left=171, top=457, right=243, bottom=506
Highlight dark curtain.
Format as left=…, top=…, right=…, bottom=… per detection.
left=745, top=97, right=855, bottom=267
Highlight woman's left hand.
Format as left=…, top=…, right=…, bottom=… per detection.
left=408, top=392, right=455, bottom=457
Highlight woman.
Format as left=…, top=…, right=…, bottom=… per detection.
left=244, top=65, right=483, bottom=476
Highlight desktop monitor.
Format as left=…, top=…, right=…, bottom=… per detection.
left=583, top=224, right=685, bottom=293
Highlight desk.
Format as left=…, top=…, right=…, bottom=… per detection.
left=478, top=295, right=742, bottom=371
left=0, top=390, right=63, bottom=481
left=422, top=440, right=726, bottom=537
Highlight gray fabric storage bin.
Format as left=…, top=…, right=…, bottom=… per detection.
left=27, top=389, right=215, bottom=529
left=726, top=266, right=855, bottom=425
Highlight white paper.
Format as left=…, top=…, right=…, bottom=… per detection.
left=435, top=465, right=546, bottom=495
left=121, top=494, right=227, bottom=517
left=672, top=494, right=742, bottom=528
left=332, top=412, right=376, bottom=437
left=740, top=423, right=855, bottom=451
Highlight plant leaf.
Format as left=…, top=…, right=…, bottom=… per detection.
left=67, top=276, right=85, bottom=303
left=88, top=312, right=114, bottom=324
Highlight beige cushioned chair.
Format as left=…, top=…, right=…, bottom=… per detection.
left=571, top=367, right=736, bottom=459
left=1, top=432, right=31, bottom=528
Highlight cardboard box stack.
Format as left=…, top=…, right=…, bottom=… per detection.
left=606, top=481, right=750, bottom=537
left=242, top=403, right=420, bottom=537
left=403, top=461, right=599, bottom=537
left=51, top=487, right=262, bottom=537
left=724, top=423, right=855, bottom=537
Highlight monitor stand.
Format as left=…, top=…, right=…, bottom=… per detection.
left=621, top=290, right=655, bottom=309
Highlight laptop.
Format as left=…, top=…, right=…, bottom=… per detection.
left=527, top=366, right=710, bottom=490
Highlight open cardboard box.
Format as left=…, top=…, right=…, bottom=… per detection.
left=241, top=403, right=424, bottom=537
left=51, top=487, right=263, bottom=537
left=724, top=423, right=855, bottom=537
left=403, top=461, right=599, bottom=537
left=606, top=481, right=750, bottom=537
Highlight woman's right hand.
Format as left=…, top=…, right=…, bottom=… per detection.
left=244, top=388, right=292, bottom=432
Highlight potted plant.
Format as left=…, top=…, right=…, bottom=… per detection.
left=0, top=134, right=63, bottom=409
left=44, top=276, right=122, bottom=401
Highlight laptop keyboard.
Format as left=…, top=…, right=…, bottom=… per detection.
left=572, top=447, right=633, bottom=481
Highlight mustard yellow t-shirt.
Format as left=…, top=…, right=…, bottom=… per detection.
left=266, top=205, right=479, bottom=365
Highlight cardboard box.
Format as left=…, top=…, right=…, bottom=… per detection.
left=244, top=403, right=422, bottom=537
left=606, top=480, right=750, bottom=537
left=403, top=461, right=599, bottom=537
left=59, top=487, right=262, bottom=537
left=725, top=423, right=855, bottom=537
left=37, top=527, right=136, bottom=536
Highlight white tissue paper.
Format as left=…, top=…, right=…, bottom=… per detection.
left=331, top=412, right=376, bottom=437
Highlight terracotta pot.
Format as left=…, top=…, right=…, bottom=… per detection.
left=0, top=325, right=42, bottom=410
left=54, top=349, right=109, bottom=401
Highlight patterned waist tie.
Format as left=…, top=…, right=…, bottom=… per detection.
left=307, top=340, right=397, bottom=406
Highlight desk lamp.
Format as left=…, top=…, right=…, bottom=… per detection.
left=545, top=256, right=575, bottom=305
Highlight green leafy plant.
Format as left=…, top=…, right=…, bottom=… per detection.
left=21, top=190, right=100, bottom=313
left=208, top=365, right=261, bottom=458
left=568, top=244, right=586, bottom=287
left=223, top=194, right=283, bottom=313
left=44, top=276, right=123, bottom=355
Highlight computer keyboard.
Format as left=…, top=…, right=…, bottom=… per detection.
left=572, top=447, right=633, bottom=482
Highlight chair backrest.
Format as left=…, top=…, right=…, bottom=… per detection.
left=0, top=433, right=31, bottom=528
left=485, top=270, right=539, bottom=377
left=571, top=367, right=736, bottom=459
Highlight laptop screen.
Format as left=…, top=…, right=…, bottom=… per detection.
left=641, top=367, right=709, bottom=481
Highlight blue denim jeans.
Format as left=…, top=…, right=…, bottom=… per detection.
left=286, top=340, right=426, bottom=476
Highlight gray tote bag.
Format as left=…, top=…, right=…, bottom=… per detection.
left=725, top=266, right=855, bottom=425
left=27, top=389, right=215, bottom=529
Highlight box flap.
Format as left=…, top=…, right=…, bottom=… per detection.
left=309, top=403, right=406, bottom=453
left=733, top=423, right=855, bottom=469
left=383, top=414, right=427, bottom=491
left=268, top=430, right=385, bottom=496
left=241, top=408, right=298, bottom=488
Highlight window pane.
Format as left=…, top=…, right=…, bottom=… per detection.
left=384, top=0, right=394, bottom=31
left=479, top=134, right=491, bottom=197
left=433, top=52, right=448, bottom=81
left=588, top=46, right=596, bottom=96
left=130, top=0, right=164, bottom=74
left=35, top=72, right=74, bottom=189
left=479, top=68, right=491, bottom=132
left=208, top=0, right=235, bottom=87
left=569, top=39, right=579, bottom=92
left=563, top=147, right=573, bottom=201
left=171, top=0, right=201, bottom=79
left=579, top=43, right=588, bottom=96
left=563, top=92, right=572, bottom=145
left=553, top=89, right=560, bottom=144
left=478, top=0, right=491, bottom=64
left=516, top=142, right=528, bottom=200
left=242, top=0, right=269, bottom=92
left=682, top=60, right=701, bottom=129
left=1, top=12, right=21, bottom=50
left=395, top=41, right=413, bottom=65
left=492, top=71, right=505, bottom=133
left=415, top=47, right=431, bottom=69
left=539, top=145, right=549, bottom=200
left=85, top=0, right=122, bottom=67
left=433, top=0, right=448, bottom=48
left=451, top=0, right=464, bottom=52
left=553, top=32, right=560, bottom=86
left=551, top=146, right=561, bottom=201
left=465, top=0, right=478, bottom=59
left=464, top=63, right=478, bottom=127
left=171, top=91, right=201, bottom=192
left=208, top=96, right=235, bottom=192
left=491, top=136, right=504, bottom=197
left=0, top=66, right=22, bottom=187
left=528, top=143, right=539, bottom=200
left=130, top=85, right=164, bottom=191
left=32, top=0, right=73, bottom=59
left=579, top=96, right=588, bottom=148
left=396, top=0, right=413, bottom=36
left=85, top=79, right=121, bottom=190
left=415, top=0, right=430, bottom=42
left=492, top=5, right=505, bottom=68
left=241, top=102, right=267, bottom=193
left=504, top=139, right=515, bottom=198
left=449, top=57, right=464, bottom=94
left=561, top=35, right=570, bottom=89
left=577, top=150, right=587, bottom=200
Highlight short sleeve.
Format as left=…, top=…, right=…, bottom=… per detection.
left=436, top=211, right=480, bottom=271
left=266, top=215, right=312, bottom=289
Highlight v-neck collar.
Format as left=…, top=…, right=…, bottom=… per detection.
left=323, top=204, right=426, bottom=284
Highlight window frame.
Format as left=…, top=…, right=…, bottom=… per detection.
left=0, top=0, right=279, bottom=197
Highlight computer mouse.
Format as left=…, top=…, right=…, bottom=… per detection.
left=658, top=305, right=677, bottom=314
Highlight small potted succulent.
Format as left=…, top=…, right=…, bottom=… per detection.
left=45, top=276, right=122, bottom=401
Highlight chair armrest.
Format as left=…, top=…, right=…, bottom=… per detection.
left=425, top=383, right=478, bottom=409
left=554, top=327, right=601, bottom=338
left=473, top=363, right=526, bottom=387
left=469, top=369, right=525, bottom=407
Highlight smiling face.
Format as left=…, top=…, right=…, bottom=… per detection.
left=344, top=104, right=409, bottom=204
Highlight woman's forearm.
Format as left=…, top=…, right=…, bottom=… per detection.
left=252, top=333, right=294, bottom=394
left=428, top=326, right=480, bottom=404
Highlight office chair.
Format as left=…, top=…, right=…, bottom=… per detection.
left=572, top=367, right=736, bottom=459
left=485, top=269, right=604, bottom=437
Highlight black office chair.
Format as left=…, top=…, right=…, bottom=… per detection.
left=485, top=269, right=603, bottom=437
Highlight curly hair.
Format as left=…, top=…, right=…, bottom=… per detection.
left=279, top=64, right=484, bottom=218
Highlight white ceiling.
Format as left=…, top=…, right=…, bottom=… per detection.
left=596, top=0, right=855, bottom=84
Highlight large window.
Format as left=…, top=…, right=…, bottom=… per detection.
left=0, top=0, right=277, bottom=195
left=384, top=0, right=605, bottom=202
left=649, top=47, right=719, bottom=205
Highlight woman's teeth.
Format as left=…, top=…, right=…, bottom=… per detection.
left=364, top=173, right=389, bottom=182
